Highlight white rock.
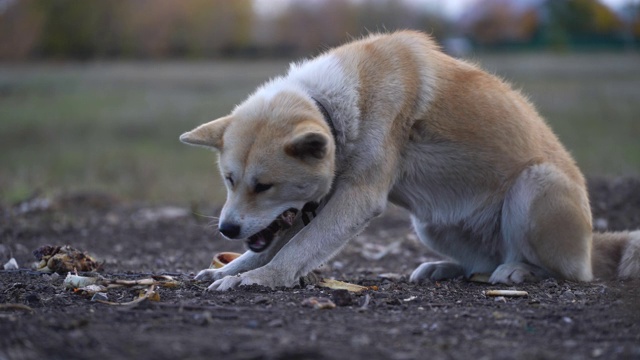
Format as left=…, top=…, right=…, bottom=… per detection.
left=3, top=258, right=18, bottom=270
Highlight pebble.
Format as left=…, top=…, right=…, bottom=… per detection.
left=267, top=319, right=284, bottom=328
left=593, top=218, right=608, bottom=231
left=3, top=258, right=18, bottom=270
left=330, top=289, right=353, bottom=306
left=561, top=290, right=576, bottom=301
left=301, top=297, right=336, bottom=310
left=25, top=293, right=40, bottom=304
left=246, top=319, right=259, bottom=329
left=91, top=293, right=108, bottom=302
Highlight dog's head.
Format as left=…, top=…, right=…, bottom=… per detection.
left=180, top=91, right=335, bottom=252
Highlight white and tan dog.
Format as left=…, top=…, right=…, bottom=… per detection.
left=181, top=31, right=640, bottom=291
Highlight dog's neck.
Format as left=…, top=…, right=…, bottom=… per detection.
left=312, top=97, right=338, bottom=143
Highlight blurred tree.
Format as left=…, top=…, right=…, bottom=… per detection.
left=0, top=0, right=43, bottom=60
left=463, top=0, right=627, bottom=49
left=272, top=0, right=446, bottom=57
left=33, top=0, right=122, bottom=58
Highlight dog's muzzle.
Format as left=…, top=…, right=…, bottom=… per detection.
left=245, top=202, right=319, bottom=253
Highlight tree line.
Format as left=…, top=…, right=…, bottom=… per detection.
left=0, top=0, right=637, bottom=60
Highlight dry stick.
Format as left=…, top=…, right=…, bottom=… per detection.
left=95, top=285, right=157, bottom=306
left=485, top=290, right=529, bottom=297
left=0, top=304, right=35, bottom=313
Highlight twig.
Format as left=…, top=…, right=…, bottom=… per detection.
left=485, top=290, right=528, bottom=297
left=0, top=304, right=35, bottom=313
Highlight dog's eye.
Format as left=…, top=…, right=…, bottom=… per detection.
left=254, top=183, right=273, bottom=193
left=225, top=176, right=234, bottom=187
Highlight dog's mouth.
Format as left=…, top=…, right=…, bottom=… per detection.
left=246, top=208, right=298, bottom=253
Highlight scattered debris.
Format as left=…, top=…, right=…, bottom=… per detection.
left=77, top=284, right=108, bottom=295
left=330, top=289, right=353, bottom=306
left=63, top=273, right=178, bottom=305
left=0, top=304, right=35, bottom=313
left=403, top=296, right=417, bottom=302
left=33, top=245, right=101, bottom=274
left=485, top=290, right=528, bottom=297
left=358, top=294, right=371, bottom=312
left=91, top=292, right=109, bottom=302
left=301, top=297, right=336, bottom=310
left=3, top=258, right=18, bottom=270
left=378, top=272, right=404, bottom=281
left=94, top=285, right=160, bottom=306
left=318, top=278, right=371, bottom=293
left=64, top=273, right=178, bottom=290
left=63, top=273, right=99, bottom=289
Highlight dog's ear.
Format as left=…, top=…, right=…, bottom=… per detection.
left=179, top=116, right=232, bottom=150
left=285, top=131, right=330, bottom=160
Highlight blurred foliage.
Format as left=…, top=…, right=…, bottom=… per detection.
left=462, top=0, right=639, bottom=49
left=0, top=0, right=446, bottom=60
left=0, top=0, right=256, bottom=59
left=0, top=0, right=638, bottom=60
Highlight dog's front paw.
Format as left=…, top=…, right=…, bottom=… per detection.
left=207, top=267, right=297, bottom=291
left=194, top=268, right=227, bottom=282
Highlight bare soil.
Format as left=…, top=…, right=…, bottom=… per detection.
left=2, top=177, right=640, bottom=360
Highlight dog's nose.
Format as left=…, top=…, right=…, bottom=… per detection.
left=219, top=223, right=241, bottom=239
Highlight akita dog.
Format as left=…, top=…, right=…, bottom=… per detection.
left=181, top=31, right=640, bottom=291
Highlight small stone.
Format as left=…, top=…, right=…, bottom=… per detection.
left=246, top=319, right=259, bottom=329
left=253, top=296, right=271, bottom=305
left=301, top=297, right=336, bottom=310
left=384, top=297, right=403, bottom=306
left=331, top=289, right=352, bottom=306
left=267, top=319, right=284, bottom=328
left=593, top=218, right=608, bottom=231
left=561, top=290, right=576, bottom=301
left=91, top=293, right=108, bottom=302
left=3, top=258, right=18, bottom=270
left=592, top=348, right=604, bottom=358
left=25, top=293, right=40, bottom=304
left=378, top=272, right=404, bottom=281
left=542, top=278, right=559, bottom=288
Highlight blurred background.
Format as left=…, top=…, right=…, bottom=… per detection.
left=0, top=0, right=639, bottom=206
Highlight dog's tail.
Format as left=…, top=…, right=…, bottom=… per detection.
left=592, top=230, right=640, bottom=279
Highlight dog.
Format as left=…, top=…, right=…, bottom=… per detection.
left=180, top=31, right=640, bottom=291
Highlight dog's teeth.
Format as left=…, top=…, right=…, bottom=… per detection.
left=280, top=211, right=296, bottom=226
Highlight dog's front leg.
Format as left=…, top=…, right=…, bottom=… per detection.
left=209, top=183, right=387, bottom=290
left=195, top=215, right=307, bottom=282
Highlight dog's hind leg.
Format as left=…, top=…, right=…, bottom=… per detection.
left=492, top=163, right=593, bottom=284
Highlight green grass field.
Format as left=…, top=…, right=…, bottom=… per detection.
left=1, top=53, right=639, bottom=205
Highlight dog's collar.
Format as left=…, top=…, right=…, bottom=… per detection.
left=312, top=98, right=338, bottom=141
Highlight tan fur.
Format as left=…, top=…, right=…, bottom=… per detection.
left=181, top=31, right=640, bottom=290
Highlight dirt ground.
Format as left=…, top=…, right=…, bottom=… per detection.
left=1, top=177, right=640, bottom=360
